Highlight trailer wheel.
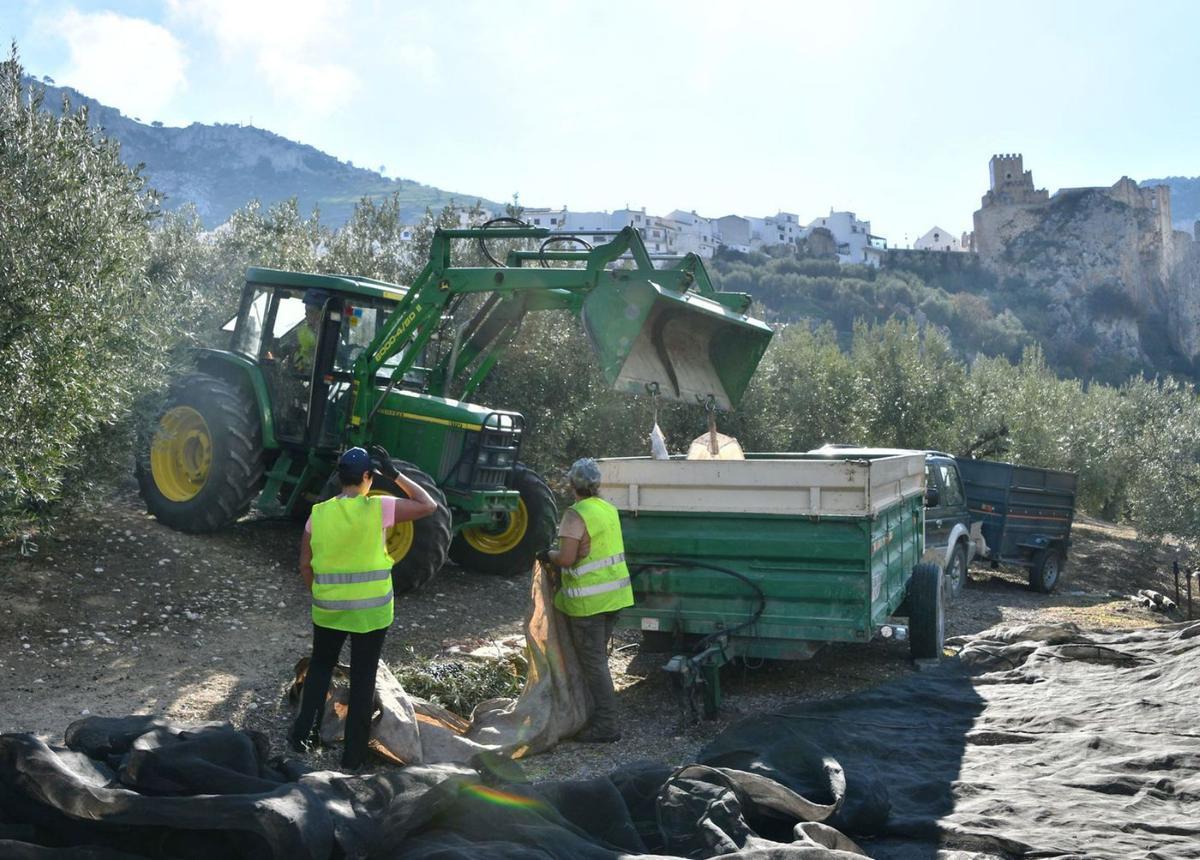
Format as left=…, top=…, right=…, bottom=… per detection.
left=449, top=464, right=558, bottom=576
left=136, top=373, right=264, bottom=532
left=908, top=562, right=945, bottom=662
left=944, top=542, right=967, bottom=601
left=1029, top=549, right=1064, bottom=594
left=318, top=460, right=451, bottom=594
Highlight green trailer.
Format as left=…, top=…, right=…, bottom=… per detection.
left=598, top=450, right=944, bottom=719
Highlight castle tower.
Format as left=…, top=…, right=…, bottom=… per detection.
left=973, top=153, right=1050, bottom=260
left=982, top=153, right=1048, bottom=207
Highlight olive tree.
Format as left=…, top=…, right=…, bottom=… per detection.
left=0, top=49, right=169, bottom=533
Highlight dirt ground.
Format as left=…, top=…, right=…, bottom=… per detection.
left=0, top=495, right=1191, bottom=782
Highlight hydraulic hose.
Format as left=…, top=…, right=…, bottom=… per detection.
left=476, top=216, right=530, bottom=267
left=629, top=557, right=767, bottom=653
left=537, top=234, right=593, bottom=268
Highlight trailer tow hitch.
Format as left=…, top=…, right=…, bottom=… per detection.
left=663, top=641, right=727, bottom=728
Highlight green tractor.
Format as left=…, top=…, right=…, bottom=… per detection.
left=137, top=224, right=773, bottom=592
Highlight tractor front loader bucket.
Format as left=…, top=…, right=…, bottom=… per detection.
left=581, top=277, right=773, bottom=410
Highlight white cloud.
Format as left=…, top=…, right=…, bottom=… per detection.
left=53, top=9, right=188, bottom=121
left=168, top=0, right=363, bottom=112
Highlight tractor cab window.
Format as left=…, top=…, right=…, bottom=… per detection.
left=273, top=296, right=309, bottom=341
left=267, top=293, right=320, bottom=372
left=226, top=289, right=311, bottom=362
left=334, top=304, right=378, bottom=372
left=228, top=287, right=270, bottom=357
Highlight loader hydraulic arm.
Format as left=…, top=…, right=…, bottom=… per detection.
left=345, top=224, right=773, bottom=443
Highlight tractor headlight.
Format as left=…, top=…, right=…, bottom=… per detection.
left=477, top=451, right=490, bottom=465
left=493, top=451, right=514, bottom=467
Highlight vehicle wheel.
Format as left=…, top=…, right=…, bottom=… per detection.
left=944, top=542, right=967, bottom=601
left=317, top=460, right=452, bottom=594
left=449, top=464, right=558, bottom=576
left=908, top=562, right=945, bottom=662
left=1029, top=549, right=1065, bottom=594
left=136, top=373, right=264, bottom=532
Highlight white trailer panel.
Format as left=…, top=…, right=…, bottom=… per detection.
left=597, top=453, right=925, bottom=518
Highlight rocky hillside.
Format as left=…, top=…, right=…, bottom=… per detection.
left=1143, top=176, right=1200, bottom=231
left=25, top=77, right=495, bottom=227
left=974, top=186, right=1200, bottom=380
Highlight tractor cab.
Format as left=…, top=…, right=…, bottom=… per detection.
left=224, top=271, right=412, bottom=448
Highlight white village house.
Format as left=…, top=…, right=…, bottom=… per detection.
left=427, top=203, right=889, bottom=265
left=913, top=226, right=963, bottom=252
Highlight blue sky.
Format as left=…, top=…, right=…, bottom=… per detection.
left=6, top=0, right=1198, bottom=241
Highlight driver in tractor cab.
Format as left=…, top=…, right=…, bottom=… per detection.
left=292, top=288, right=326, bottom=373
left=538, top=458, right=633, bottom=744
left=267, top=288, right=328, bottom=438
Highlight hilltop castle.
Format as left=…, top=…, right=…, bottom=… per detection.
left=970, top=154, right=1176, bottom=274
left=963, top=153, right=1200, bottom=371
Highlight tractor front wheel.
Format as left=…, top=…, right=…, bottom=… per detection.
left=449, top=464, right=558, bottom=576
left=136, top=373, right=265, bottom=532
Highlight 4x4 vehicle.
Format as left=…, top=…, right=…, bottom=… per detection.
left=922, top=453, right=983, bottom=599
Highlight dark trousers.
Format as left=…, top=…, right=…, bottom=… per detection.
left=567, top=611, right=619, bottom=734
left=291, top=624, right=387, bottom=768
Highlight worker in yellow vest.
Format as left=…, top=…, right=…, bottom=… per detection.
left=292, top=289, right=325, bottom=372
left=539, top=457, right=633, bottom=743
left=289, top=445, right=438, bottom=769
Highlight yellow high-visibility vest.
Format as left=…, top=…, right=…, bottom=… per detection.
left=310, top=495, right=395, bottom=632
left=554, top=496, right=633, bottom=617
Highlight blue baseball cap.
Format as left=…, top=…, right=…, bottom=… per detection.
left=337, top=447, right=379, bottom=476
left=304, top=288, right=329, bottom=308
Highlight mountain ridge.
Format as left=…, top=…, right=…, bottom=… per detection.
left=24, top=76, right=499, bottom=227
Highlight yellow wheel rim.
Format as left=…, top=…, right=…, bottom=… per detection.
left=370, top=489, right=414, bottom=562
left=149, top=406, right=212, bottom=502
left=462, top=498, right=529, bottom=555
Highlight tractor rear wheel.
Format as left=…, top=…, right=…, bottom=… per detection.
left=908, top=562, right=945, bottom=662
left=320, top=460, right=452, bottom=594
left=136, top=373, right=264, bottom=532
left=449, top=464, right=558, bottom=576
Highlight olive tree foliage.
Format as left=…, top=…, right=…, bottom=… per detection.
left=321, top=193, right=413, bottom=283
left=1120, top=377, right=1200, bottom=550
left=322, top=195, right=499, bottom=285
left=722, top=324, right=862, bottom=452
left=0, top=50, right=170, bottom=532
left=850, top=320, right=965, bottom=451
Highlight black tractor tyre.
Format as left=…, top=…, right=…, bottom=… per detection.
left=944, top=542, right=967, bottom=602
left=318, top=460, right=452, bottom=594
left=1029, top=549, right=1065, bottom=594
left=136, top=373, right=264, bottom=533
left=908, top=562, right=945, bottom=662
left=448, top=463, right=558, bottom=576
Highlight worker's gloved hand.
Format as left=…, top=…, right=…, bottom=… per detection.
left=535, top=549, right=553, bottom=565
left=369, top=445, right=400, bottom=479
